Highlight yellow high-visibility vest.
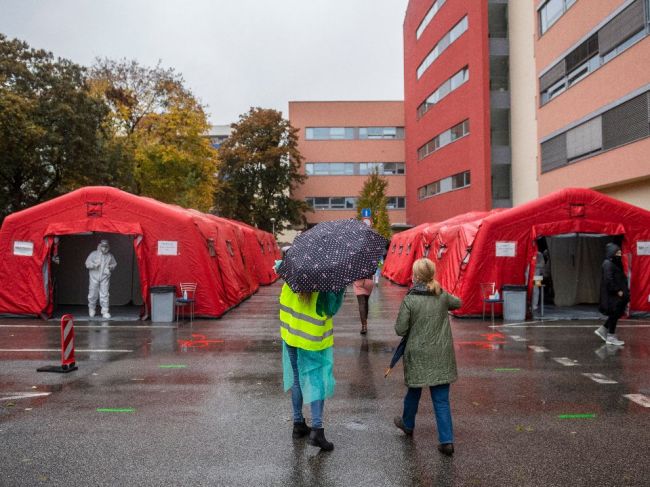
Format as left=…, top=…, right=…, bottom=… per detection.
left=279, top=284, right=333, bottom=351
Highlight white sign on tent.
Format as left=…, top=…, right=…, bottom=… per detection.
left=495, top=241, right=516, bottom=257
left=637, top=241, right=650, bottom=256
left=13, top=241, right=34, bottom=257
left=157, top=241, right=178, bottom=256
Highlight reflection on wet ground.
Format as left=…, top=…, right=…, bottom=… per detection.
left=1, top=279, right=649, bottom=486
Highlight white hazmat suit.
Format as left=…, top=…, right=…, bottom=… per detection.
left=86, top=240, right=117, bottom=319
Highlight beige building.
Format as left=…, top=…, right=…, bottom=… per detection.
left=509, top=0, right=650, bottom=209
left=289, top=101, right=407, bottom=228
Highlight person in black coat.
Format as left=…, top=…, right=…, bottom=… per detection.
left=595, top=243, right=629, bottom=346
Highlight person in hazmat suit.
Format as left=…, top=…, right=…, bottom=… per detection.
left=86, top=240, right=117, bottom=319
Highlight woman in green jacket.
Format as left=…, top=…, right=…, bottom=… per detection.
left=393, top=258, right=461, bottom=456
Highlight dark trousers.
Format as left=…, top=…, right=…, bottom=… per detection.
left=356, top=295, right=369, bottom=323
left=605, top=299, right=627, bottom=334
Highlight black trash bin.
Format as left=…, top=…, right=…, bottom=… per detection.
left=502, top=285, right=527, bottom=322
left=150, top=285, right=176, bottom=322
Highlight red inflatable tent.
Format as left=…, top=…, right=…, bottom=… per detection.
left=443, top=189, right=650, bottom=316
left=0, top=186, right=278, bottom=318
left=383, top=189, right=650, bottom=317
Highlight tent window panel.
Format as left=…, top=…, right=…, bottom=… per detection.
left=566, top=116, right=602, bottom=160
left=207, top=239, right=216, bottom=257
left=226, top=240, right=235, bottom=257
left=602, top=93, right=650, bottom=150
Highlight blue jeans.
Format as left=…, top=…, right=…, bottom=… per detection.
left=402, top=384, right=453, bottom=444
left=286, top=343, right=324, bottom=428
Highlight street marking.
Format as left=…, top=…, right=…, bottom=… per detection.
left=553, top=357, right=579, bottom=366
left=0, top=392, right=51, bottom=402
left=96, top=408, right=135, bottom=413
left=0, top=325, right=176, bottom=329
left=582, top=373, right=618, bottom=384
left=495, top=324, right=650, bottom=328
left=494, top=368, right=520, bottom=372
left=623, top=394, right=650, bottom=408
left=159, top=364, right=187, bottom=369
left=558, top=413, right=596, bottom=419
left=0, top=349, right=132, bottom=353
left=508, top=335, right=529, bottom=342
left=528, top=345, right=550, bottom=352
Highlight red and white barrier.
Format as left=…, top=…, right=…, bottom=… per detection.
left=37, top=314, right=78, bottom=373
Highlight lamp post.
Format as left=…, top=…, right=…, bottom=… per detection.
left=270, top=217, right=276, bottom=236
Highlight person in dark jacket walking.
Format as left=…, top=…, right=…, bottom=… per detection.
left=392, top=258, right=461, bottom=456
left=595, top=243, right=629, bottom=346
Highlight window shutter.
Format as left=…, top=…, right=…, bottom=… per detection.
left=598, top=0, right=645, bottom=55
left=566, top=116, right=602, bottom=160
left=541, top=133, right=567, bottom=172
left=602, top=93, right=649, bottom=149
left=565, top=34, right=599, bottom=72
left=539, top=59, right=566, bottom=92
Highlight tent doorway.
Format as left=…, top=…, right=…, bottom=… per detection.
left=51, top=232, right=143, bottom=320
left=535, top=234, right=621, bottom=319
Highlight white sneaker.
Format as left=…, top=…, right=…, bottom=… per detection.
left=102, top=312, right=111, bottom=319
left=89, top=308, right=96, bottom=318
left=594, top=326, right=607, bottom=342
left=606, top=334, right=624, bottom=346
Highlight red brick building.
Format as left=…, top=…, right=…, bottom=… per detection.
left=289, top=101, right=407, bottom=228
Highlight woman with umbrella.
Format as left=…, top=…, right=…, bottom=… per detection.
left=277, top=219, right=388, bottom=451
left=392, top=258, right=461, bottom=456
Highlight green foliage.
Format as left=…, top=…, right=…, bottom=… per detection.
left=89, top=59, right=217, bottom=211
left=356, top=170, right=392, bottom=239
left=213, top=107, right=309, bottom=234
left=0, top=34, right=112, bottom=220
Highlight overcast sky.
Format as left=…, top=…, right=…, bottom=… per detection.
left=1, top=0, right=409, bottom=125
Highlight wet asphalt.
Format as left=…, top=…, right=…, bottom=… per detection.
left=1, top=280, right=649, bottom=486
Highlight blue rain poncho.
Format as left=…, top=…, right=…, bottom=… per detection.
left=281, top=289, right=344, bottom=403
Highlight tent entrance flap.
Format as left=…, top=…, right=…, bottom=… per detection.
left=51, top=233, right=143, bottom=308
left=540, top=234, right=619, bottom=308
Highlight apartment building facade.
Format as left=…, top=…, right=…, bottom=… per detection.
left=403, top=0, right=512, bottom=225
left=288, top=101, right=407, bottom=228
left=533, top=0, right=650, bottom=209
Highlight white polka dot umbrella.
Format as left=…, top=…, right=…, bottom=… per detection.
left=277, top=219, right=389, bottom=292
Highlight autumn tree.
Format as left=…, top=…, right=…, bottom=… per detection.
left=356, top=169, right=392, bottom=239
left=89, top=59, right=217, bottom=210
left=213, top=108, right=309, bottom=233
left=0, top=34, right=112, bottom=220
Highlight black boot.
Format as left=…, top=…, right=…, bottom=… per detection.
left=308, top=428, right=334, bottom=451
left=438, top=443, right=454, bottom=456
left=292, top=420, right=311, bottom=439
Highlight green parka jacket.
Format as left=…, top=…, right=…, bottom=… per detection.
left=395, top=284, right=462, bottom=388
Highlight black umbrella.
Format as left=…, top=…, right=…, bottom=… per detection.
left=278, top=219, right=388, bottom=293
left=384, top=336, right=407, bottom=378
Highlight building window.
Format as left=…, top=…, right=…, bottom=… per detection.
left=539, top=0, right=576, bottom=35
left=359, top=127, right=405, bottom=139
left=305, top=126, right=404, bottom=140
left=418, top=171, right=470, bottom=200
left=305, top=197, right=358, bottom=210
left=416, top=0, right=447, bottom=39
left=305, top=162, right=405, bottom=176
left=305, top=127, right=354, bottom=140
left=418, top=67, right=469, bottom=118
left=539, top=0, right=647, bottom=105
left=417, top=120, right=470, bottom=160
left=386, top=197, right=406, bottom=209
left=541, top=90, right=650, bottom=173
left=417, top=16, right=468, bottom=79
